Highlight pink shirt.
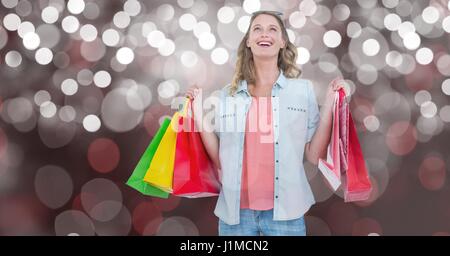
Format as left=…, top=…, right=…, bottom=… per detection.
left=240, top=96, right=275, bottom=210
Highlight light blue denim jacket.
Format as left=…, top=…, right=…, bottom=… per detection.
left=213, top=71, right=320, bottom=225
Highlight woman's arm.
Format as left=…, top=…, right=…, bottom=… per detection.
left=185, top=86, right=221, bottom=171
left=304, top=80, right=344, bottom=165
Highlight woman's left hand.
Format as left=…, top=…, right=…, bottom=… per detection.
left=324, top=77, right=346, bottom=109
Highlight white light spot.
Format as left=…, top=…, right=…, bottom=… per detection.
left=243, top=0, right=261, bottom=14
left=237, top=15, right=251, bottom=33
left=23, top=32, right=40, bottom=50
left=113, top=11, right=131, bottom=29
left=3, top=13, right=21, bottom=31
left=147, top=30, right=166, bottom=48
left=5, top=50, right=22, bottom=67
left=61, top=16, right=79, bottom=34
left=59, top=105, right=76, bottom=122
left=299, top=0, right=317, bottom=16
left=17, top=21, right=35, bottom=38
left=211, top=47, right=229, bottom=65
left=347, top=22, right=362, bottom=38
left=94, top=70, right=111, bottom=88
left=35, top=48, right=53, bottom=65
left=403, top=32, right=420, bottom=50
left=179, top=13, right=197, bottom=31
left=362, top=39, right=380, bottom=56
left=83, top=115, right=101, bottom=132
left=398, top=21, right=415, bottom=38
left=442, top=16, right=450, bottom=33
left=363, top=115, right=380, bottom=132
left=198, top=33, right=216, bottom=50
left=177, top=0, right=194, bottom=9
left=158, top=38, right=176, bottom=56
left=67, top=0, right=85, bottom=15
left=193, top=21, right=211, bottom=38
left=415, top=47, right=433, bottom=65
left=116, top=47, right=134, bottom=65
left=422, top=6, right=439, bottom=24
left=441, top=79, right=450, bottom=95
left=384, top=13, right=401, bottom=31
left=181, top=51, right=198, bottom=68
left=61, top=79, right=78, bottom=96
left=124, top=0, right=141, bottom=16
left=420, top=101, right=437, bottom=118
left=414, top=90, right=431, bottom=106
left=158, top=80, right=180, bottom=99
left=289, top=11, right=307, bottom=29
left=34, top=90, right=51, bottom=106
left=80, top=24, right=97, bottom=42
left=217, top=6, right=235, bottom=24
left=323, top=30, right=341, bottom=48
left=102, top=29, right=120, bottom=47
left=42, top=6, right=59, bottom=24
left=40, top=101, right=57, bottom=118
left=157, top=4, right=175, bottom=21
left=385, top=50, right=403, bottom=67
left=297, top=47, right=310, bottom=65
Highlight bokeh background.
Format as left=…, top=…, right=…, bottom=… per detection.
left=1, top=0, right=450, bottom=236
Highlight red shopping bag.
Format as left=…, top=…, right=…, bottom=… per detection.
left=319, top=80, right=372, bottom=202
left=172, top=99, right=221, bottom=198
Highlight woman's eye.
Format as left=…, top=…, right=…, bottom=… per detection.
left=270, top=28, right=277, bottom=31
left=254, top=27, right=260, bottom=31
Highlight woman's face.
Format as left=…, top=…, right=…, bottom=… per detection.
left=246, top=14, right=286, bottom=59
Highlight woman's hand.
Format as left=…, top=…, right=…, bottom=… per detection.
left=324, top=77, right=346, bottom=110
left=185, top=85, right=200, bottom=100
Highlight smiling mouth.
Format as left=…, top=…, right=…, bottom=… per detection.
left=257, top=41, right=273, bottom=47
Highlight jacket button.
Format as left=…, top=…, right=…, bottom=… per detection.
left=276, top=160, right=279, bottom=163
left=275, top=196, right=278, bottom=199
left=276, top=177, right=279, bottom=180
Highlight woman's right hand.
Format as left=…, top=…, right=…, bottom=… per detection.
left=185, top=85, right=200, bottom=100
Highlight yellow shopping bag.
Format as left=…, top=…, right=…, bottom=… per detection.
left=143, top=98, right=190, bottom=193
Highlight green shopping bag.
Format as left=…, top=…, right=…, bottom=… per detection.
left=126, top=118, right=171, bottom=198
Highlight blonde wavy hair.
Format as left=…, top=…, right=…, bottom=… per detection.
left=230, top=11, right=301, bottom=95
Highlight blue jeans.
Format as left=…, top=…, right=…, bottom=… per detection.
left=218, top=209, right=306, bottom=236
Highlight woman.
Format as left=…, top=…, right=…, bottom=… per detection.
left=186, top=10, right=343, bottom=236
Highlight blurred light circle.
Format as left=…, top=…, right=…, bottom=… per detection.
left=42, top=6, right=59, bottom=24
left=181, top=51, right=198, bottom=68
left=0, top=26, right=8, bottom=50
left=80, top=24, right=97, bottom=42
left=54, top=210, right=95, bottom=236
left=124, top=0, right=141, bottom=16
left=415, top=47, right=433, bottom=65
left=59, top=105, right=76, bottom=122
left=1, top=0, right=18, bottom=8
left=243, top=0, right=261, bottom=14
left=177, top=0, right=194, bottom=9
left=362, top=39, right=380, bottom=56
left=38, top=115, right=77, bottom=148
left=81, top=178, right=123, bottom=221
left=237, top=15, right=251, bottom=33
left=77, top=69, right=93, bottom=86
left=358, top=0, right=376, bottom=8
left=132, top=202, right=163, bottom=235
left=439, top=106, right=450, bottom=122
left=61, top=16, right=79, bottom=33
left=67, top=0, right=85, bottom=15
left=299, top=0, right=317, bottom=16
left=363, top=115, right=380, bottom=132
left=87, top=138, right=120, bottom=172
left=357, top=64, right=378, bottom=85
left=158, top=39, right=176, bottom=56
left=35, top=165, right=73, bottom=209
left=198, top=32, right=216, bottom=50
left=287, top=29, right=296, bottom=44
left=211, top=47, right=229, bottom=65
left=147, top=30, right=165, bottom=48
left=157, top=4, right=174, bottom=21
left=61, top=79, right=78, bottom=96
left=36, top=24, right=60, bottom=48
left=23, top=32, right=40, bottom=50
left=385, top=122, right=416, bottom=156
left=217, top=6, right=235, bottom=24
left=442, top=79, right=450, bottom=95
left=94, top=70, right=111, bottom=88
left=16, top=0, right=32, bottom=16
left=179, top=13, right=197, bottom=31
left=83, top=115, right=101, bottom=132
left=397, top=54, right=416, bottom=74
left=80, top=38, right=106, bottom=62
left=333, top=4, right=350, bottom=21
left=5, top=50, right=22, bottom=67
left=396, top=0, right=412, bottom=17
left=443, top=16, right=450, bottom=33
left=93, top=205, right=132, bottom=236
left=126, top=84, right=152, bottom=111
left=311, top=5, right=331, bottom=26
left=6, top=97, right=33, bottom=123
left=318, top=53, right=338, bottom=73
left=436, top=54, right=450, bottom=76
left=156, top=216, right=199, bottom=236
left=398, top=21, right=415, bottom=38
left=385, top=50, right=403, bottom=67
left=347, top=21, right=362, bottom=38
left=3, top=13, right=21, bottom=31
left=420, top=101, right=437, bottom=118
left=384, top=13, right=401, bottom=31
left=403, top=32, right=421, bottom=50
left=84, top=2, right=100, bottom=20
left=17, top=21, right=35, bottom=38
left=419, top=156, right=446, bottom=191
left=35, top=48, right=53, bottom=65
left=40, top=101, right=57, bottom=118
left=34, top=90, right=51, bottom=106
left=142, top=21, right=156, bottom=37
left=323, top=30, right=341, bottom=48
left=102, top=29, right=120, bottom=47
left=416, top=116, right=442, bottom=138
left=101, top=88, right=143, bottom=132
left=116, top=47, right=134, bottom=65
left=382, top=0, right=399, bottom=8
left=414, top=90, right=431, bottom=106
left=53, top=52, right=70, bottom=69
left=289, top=11, right=306, bottom=29
left=422, top=6, right=439, bottom=24
left=158, top=79, right=180, bottom=99
left=193, top=21, right=211, bottom=38
left=113, top=11, right=130, bottom=29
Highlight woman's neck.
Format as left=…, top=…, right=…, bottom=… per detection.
left=253, top=57, right=280, bottom=87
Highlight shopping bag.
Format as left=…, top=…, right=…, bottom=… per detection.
left=318, top=79, right=372, bottom=202
left=172, top=99, right=221, bottom=198
left=125, top=118, right=171, bottom=198
left=143, top=98, right=190, bottom=193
